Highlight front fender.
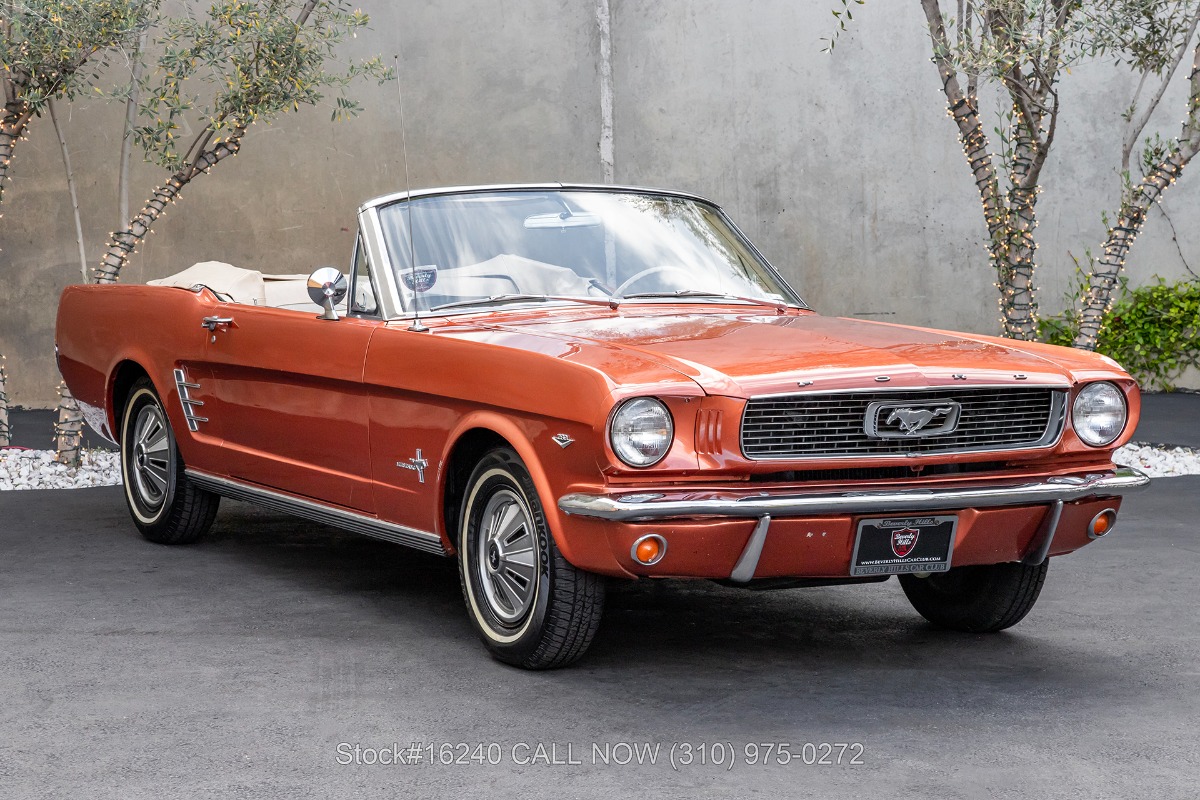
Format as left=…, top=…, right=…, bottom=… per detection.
left=440, top=409, right=628, bottom=576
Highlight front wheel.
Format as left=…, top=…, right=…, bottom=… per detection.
left=898, top=561, right=1049, bottom=633
left=120, top=377, right=219, bottom=544
left=458, top=448, right=604, bottom=669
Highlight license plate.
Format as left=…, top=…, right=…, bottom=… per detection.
left=850, top=515, right=957, bottom=577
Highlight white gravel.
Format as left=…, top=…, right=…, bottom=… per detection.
left=0, top=449, right=122, bottom=491
left=1113, top=443, right=1200, bottom=478
left=1, top=443, right=1197, bottom=491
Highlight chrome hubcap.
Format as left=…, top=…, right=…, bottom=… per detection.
left=130, top=404, right=171, bottom=509
left=476, top=488, right=539, bottom=624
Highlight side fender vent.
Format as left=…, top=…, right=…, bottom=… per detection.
left=173, top=367, right=209, bottom=432
left=695, top=408, right=724, bottom=455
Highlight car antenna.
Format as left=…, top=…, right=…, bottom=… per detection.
left=395, top=52, right=428, bottom=333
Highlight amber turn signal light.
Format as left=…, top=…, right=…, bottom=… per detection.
left=1088, top=509, right=1118, bottom=539
left=631, top=534, right=667, bottom=566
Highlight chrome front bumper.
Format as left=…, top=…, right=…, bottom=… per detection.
left=557, top=467, right=1151, bottom=522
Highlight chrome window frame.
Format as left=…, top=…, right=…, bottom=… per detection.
left=345, top=233, right=384, bottom=319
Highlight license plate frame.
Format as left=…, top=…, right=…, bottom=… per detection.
left=850, top=515, right=957, bottom=577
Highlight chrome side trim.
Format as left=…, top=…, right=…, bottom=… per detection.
left=173, top=368, right=208, bottom=432
left=185, top=470, right=447, bottom=556
left=557, top=467, right=1150, bottom=522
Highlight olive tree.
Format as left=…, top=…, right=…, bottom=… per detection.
left=1073, top=6, right=1200, bottom=348
left=92, top=0, right=390, bottom=284
left=50, top=0, right=389, bottom=466
left=828, top=1, right=1200, bottom=348
left=0, top=0, right=155, bottom=447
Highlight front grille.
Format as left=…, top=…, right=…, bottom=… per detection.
left=741, top=387, right=1066, bottom=459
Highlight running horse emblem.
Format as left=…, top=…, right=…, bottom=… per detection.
left=886, top=406, right=957, bottom=435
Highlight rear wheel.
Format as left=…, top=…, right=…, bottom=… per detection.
left=120, top=378, right=219, bottom=544
left=458, top=448, right=604, bottom=669
left=898, top=561, right=1049, bottom=633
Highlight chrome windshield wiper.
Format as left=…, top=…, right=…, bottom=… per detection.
left=618, top=290, right=791, bottom=311
left=429, top=294, right=618, bottom=312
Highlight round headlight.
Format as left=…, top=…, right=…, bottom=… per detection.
left=610, top=397, right=673, bottom=467
left=1072, top=382, right=1127, bottom=447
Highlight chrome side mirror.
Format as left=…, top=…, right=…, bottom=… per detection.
left=307, top=267, right=348, bottom=321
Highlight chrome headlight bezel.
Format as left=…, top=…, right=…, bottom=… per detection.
left=1072, top=381, right=1128, bottom=447
left=609, top=397, right=674, bottom=468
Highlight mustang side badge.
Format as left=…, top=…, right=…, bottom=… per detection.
left=891, top=527, right=920, bottom=558
left=396, top=449, right=430, bottom=483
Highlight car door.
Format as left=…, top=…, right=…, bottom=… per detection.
left=198, top=271, right=379, bottom=512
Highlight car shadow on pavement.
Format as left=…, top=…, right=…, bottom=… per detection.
left=190, top=498, right=1134, bottom=730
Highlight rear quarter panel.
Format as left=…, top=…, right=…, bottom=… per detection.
left=56, top=284, right=222, bottom=468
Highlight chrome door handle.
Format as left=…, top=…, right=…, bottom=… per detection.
left=201, top=316, right=234, bottom=331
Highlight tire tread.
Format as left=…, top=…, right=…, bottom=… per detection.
left=459, top=448, right=604, bottom=670
left=899, top=560, right=1048, bottom=633
left=123, top=377, right=219, bottom=545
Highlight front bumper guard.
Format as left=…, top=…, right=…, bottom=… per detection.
left=557, top=467, right=1150, bottom=523
left=559, top=467, right=1150, bottom=582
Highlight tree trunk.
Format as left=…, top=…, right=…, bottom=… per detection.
left=48, top=100, right=88, bottom=281
left=119, top=28, right=150, bottom=229
left=94, top=132, right=244, bottom=284
left=0, top=116, right=28, bottom=447
left=0, top=357, right=9, bottom=448
left=48, top=100, right=89, bottom=465
left=920, top=0, right=1005, bottom=242
left=0, top=122, right=22, bottom=206
left=1073, top=146, right=1196, bottom=349
left=1074, top=39, right=1200, bottom=351
left=922, top=0, right=1038, bottom=339
left=997, top=112, right=1044, bottom=342
left=0, top=107, right=32, bottom=205
left=998, top=185, right=1039, bottom=340
left=55, top=382, right=83, bottom=467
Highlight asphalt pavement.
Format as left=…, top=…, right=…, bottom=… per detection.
left=2, top=468, right=1198, bottom=797
left=1136, top=391, right=1200, bottom=447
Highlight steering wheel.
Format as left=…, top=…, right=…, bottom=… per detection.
left=613, top=265, right=692, bottom=297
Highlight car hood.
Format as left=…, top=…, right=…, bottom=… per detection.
left=487, top=309, right=1084, bottom=397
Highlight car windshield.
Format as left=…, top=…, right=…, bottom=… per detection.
left=376, top=189, right=805, bottom=313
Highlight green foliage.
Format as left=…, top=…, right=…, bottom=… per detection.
left=1039, top=277, right=1200, bottom=389
left=833, top=1, right=1200, bottom=79
left=1088, top=0, right=1199, bottom=73
left=134, top=0, right=391, bottom=172
left=821, top=0, right=864, bottom=52
left=0, top=0, right=155, bottom=116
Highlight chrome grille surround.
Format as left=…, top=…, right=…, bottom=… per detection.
left=740, top=386, right=1068, bottom=460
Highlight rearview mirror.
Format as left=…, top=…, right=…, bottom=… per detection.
left=307, top=267, right=348, bottom=320
left=524, top=212, right=602, bottom=229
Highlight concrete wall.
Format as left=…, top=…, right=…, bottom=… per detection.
left=2, top=0, right=1198, bottom=407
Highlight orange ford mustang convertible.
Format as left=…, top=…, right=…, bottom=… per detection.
left=56, top=184, right=1149, bottom=669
